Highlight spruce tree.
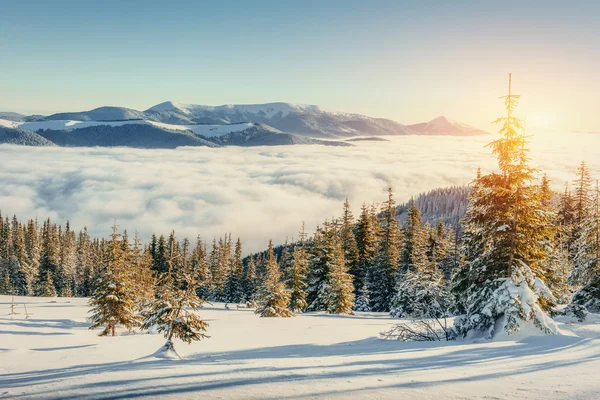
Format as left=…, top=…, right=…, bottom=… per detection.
left=324, top=232, right=355, bottom=314
left=353, top=281, right=371, bottom=312
left=89, top=224, right=139, bottom=336
left=192, top=236, right=212, bottom=300
left=243, top=254, right=258, bottom=302
left=142, top=233, right=209, bottom=356
left=255, top=240, right=293, bottom=317
left=287, top=225, right=308, bottom=312
left=452, top=74, right=558, bottom=338
left=354, top=203, right=377, bottom=292
left=40, top=271, right=57, bottom=297
left=368, top=188, right=401, bottom=312
left=569, top=180, right=600, bottom=313
left=341, top=199, right=359, bottom=281
left=224, top=238, right=245, bottom=303
left=38, top=219, right=60, bottom=296
left=0, top=269, right=14, bottom=295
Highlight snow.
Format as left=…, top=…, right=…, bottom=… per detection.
left=146, top=101, right=326, bottom=120
left=150, top=121, right=255, bottom=137
left=0, top=118, right=255, bottom=138
left=2, top=295, right=600, bottom=399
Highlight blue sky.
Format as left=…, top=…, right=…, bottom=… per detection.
left=1, top=0, right=599, bottom=131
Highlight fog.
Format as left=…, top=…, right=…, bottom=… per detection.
left=0, top=133, right=598, bottom=253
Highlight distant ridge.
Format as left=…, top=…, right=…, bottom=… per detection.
left=0, top=102, right=489, bottom=149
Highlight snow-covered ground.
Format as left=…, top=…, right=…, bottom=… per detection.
left=0, top=118, right=255, bottom=138
left=1, top=296, right=600, bottom=399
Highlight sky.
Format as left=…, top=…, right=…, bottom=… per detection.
left=1, top=0, right=599, bottom=132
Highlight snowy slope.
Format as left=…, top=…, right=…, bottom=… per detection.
left=1, top=295, right=600, bottom=400
left=145, top=101, right=418, bottom=138
left=1, top=118, right=259, bottom=138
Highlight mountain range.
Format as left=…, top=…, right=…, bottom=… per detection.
left=0, top=102, right=488, bottom=148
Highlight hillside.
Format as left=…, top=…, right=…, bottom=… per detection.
left=0, top=127, right=56, bottom=146
left=36, top=124, right=218, bottom=149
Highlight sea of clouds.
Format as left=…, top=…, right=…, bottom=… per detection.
left=0, top=133, right=598, bottom=253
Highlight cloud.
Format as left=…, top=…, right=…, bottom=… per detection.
left=0, top=133, right=598, bottom=254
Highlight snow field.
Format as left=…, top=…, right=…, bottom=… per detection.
left=2, top=296, right=600, bottom=399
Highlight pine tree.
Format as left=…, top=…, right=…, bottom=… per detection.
left=192, top=236, right=212, bottom=300
left=341, top=199, right=359, bottom=281
left=243, top=254, right=258, bottom=302
left=354, top=203, right=377, bottom=291
left=368, top=188, right=400, bottom=312
left=76, top=228, right=93, bottom=296
left=88, top=224, right=139, bottom=336
left=10, top=216, right=29, bottom=295
left=142, top=233, right=209, bottom=356
left=40, top=271, right=57, bottom=297
left=353, top=281, right=371, bottom=312
left=129, top=232, right=155, bottom=309
left=38, top=219, right=60, bottom=296
left=569, top=180, right=600, bottom=313
left=0, top=268, right=14, bottom=295
left=306, top=222, right=331, bottom=311
left=287, top=224, right=308, bottom=312
left=255, top=240, right=293, bottom=317
left=24, top=219, right=40, bottom=295
left=324, top=233, right=355, bottom=314
left=452, top=74, right=558, bottom=338
left=224, top=238, right=245, bottom=303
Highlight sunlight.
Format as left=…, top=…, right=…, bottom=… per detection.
left=526, top=112, right=558, bottom=133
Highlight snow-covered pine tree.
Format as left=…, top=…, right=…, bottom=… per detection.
left=243, top=253, right=258, bottom=302
left=191, top=236, right=212, bottom=300
left=224, top=238, right=245, bottom=303
left=38, top=219, right=60, bottom=297
left=24, top=219, right=40, bottom=296
left=58, top=221, right=77, bottom=297
left=368, top=188, right=401, bottom=312
left=255, top=240, right=293, bottom=317
left=452, top=74, right=558, bottom=339
left=0, top=268, right=14, bottom=295
left=569, top=179, right=600, bottom=314
left=287, top=224, right=308, bottom=312
left=142, top=232, right=209, bottom=356
left=353, top=203, right=377, bottom=295
left=353, top=280, right=371, bottom=312
left=10, top=216, right=30, bottom=295
left=324, top=229, right=355, bottom=314
left=129, top=231, right=155, bottom=310
left=88, top=224, right=140, bottom=336
left=40, top=271, right=57, bottom=297
left=399, top=201, right=428, bottom=274
left=75, top=228, right=93, bottom=296
left=341, top=199, right=359, bottom=280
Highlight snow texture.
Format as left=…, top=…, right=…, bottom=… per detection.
left=1, top=295, right=600, bottom=399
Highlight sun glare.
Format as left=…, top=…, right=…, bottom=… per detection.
left=526, top=112, right=557, bottom=133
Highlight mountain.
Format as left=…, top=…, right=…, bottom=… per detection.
left=46, top=106, right=146, bottom=121
left=0, top=127, right=56, bottom=146
left=145, top=101, right=418, bottom=138
left=407, top=116, right=488, bottom=136
left=208, top=123, right=352, bottom=147
left=0, top=103, right=489, bottom=150
left=36, top=124, right=218, bottom=149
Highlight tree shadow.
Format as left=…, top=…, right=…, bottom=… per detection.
left=0, top=330, right=71, bottom=336
left=2, top=335, right=597, bottom=399
left=31, top=344, right=96, bottom=352
left=0, top=318, right=89, bottom=330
